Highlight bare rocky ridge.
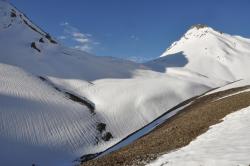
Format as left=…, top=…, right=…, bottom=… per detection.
left=82, top=85, right=250, bottom=166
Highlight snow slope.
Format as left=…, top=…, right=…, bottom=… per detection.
left=0, top=63, right=221, bottom=165
left=145, top=24, right=250, bottom=81
left=0, top=0, right=144, bottom=81
left=0, top=63, right=101, bottom=166
left=148, top=106, right=250, bottom=166
left=1, top=1, right=250, bottom=165
left=0, top=2, right=225, bottom=165
left=80, top=74, right=219, bottom=144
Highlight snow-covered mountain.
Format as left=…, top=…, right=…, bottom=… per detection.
left=1, top=1, right=250, bottom=166
left=0, top=1, right=144, bottom=81
left=145, top=24, right=250, bottom=81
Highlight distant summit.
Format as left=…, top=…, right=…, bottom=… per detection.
left=145, top=25, right=250, bottom=81
left=190, top=24, right=208, bottom=30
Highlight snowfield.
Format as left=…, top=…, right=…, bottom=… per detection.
left=0, top=63, right=100, bottom=166
left=0, top=63, right=221, bottom=166
left=1, top=1, right=250, bottom=165
left=148, top=106, right=250, bottom=166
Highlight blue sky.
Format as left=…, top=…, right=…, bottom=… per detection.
left=11, top=0, right=250, bottom=61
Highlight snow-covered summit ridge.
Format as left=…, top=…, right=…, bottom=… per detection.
left=161, top=24, right=223, bottom=56
left=0, top=1, right=147, bottom=81
left=0, top=0, right=57, bottom=44
left=150, top=24, right=250, bottom=81
left=161, top=24, right=250, bottom=57
left=184, top=24, right=222, bottom=39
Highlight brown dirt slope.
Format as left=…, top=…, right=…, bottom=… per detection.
left=82, top=85, right=250, bottom=166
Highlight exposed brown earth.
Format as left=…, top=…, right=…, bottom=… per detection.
left=82, top=85, right=250, bottom=166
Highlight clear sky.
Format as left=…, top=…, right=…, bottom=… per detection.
left=10, top=0, right=250, bottom=61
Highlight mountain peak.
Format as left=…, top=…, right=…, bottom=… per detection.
left=184, top=24, right=224, bottom=38
left=0, top=1, right=57, bottom=44
left=184, top=24, right=217, bottom=38
left=190, top=24, right=209, bottom=30
left=155, top=24, right=250, bottom=81
left=160, top=25, right=225, bottom=57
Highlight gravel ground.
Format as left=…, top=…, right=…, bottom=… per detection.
left=82, top=85, right=250, bottom=166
